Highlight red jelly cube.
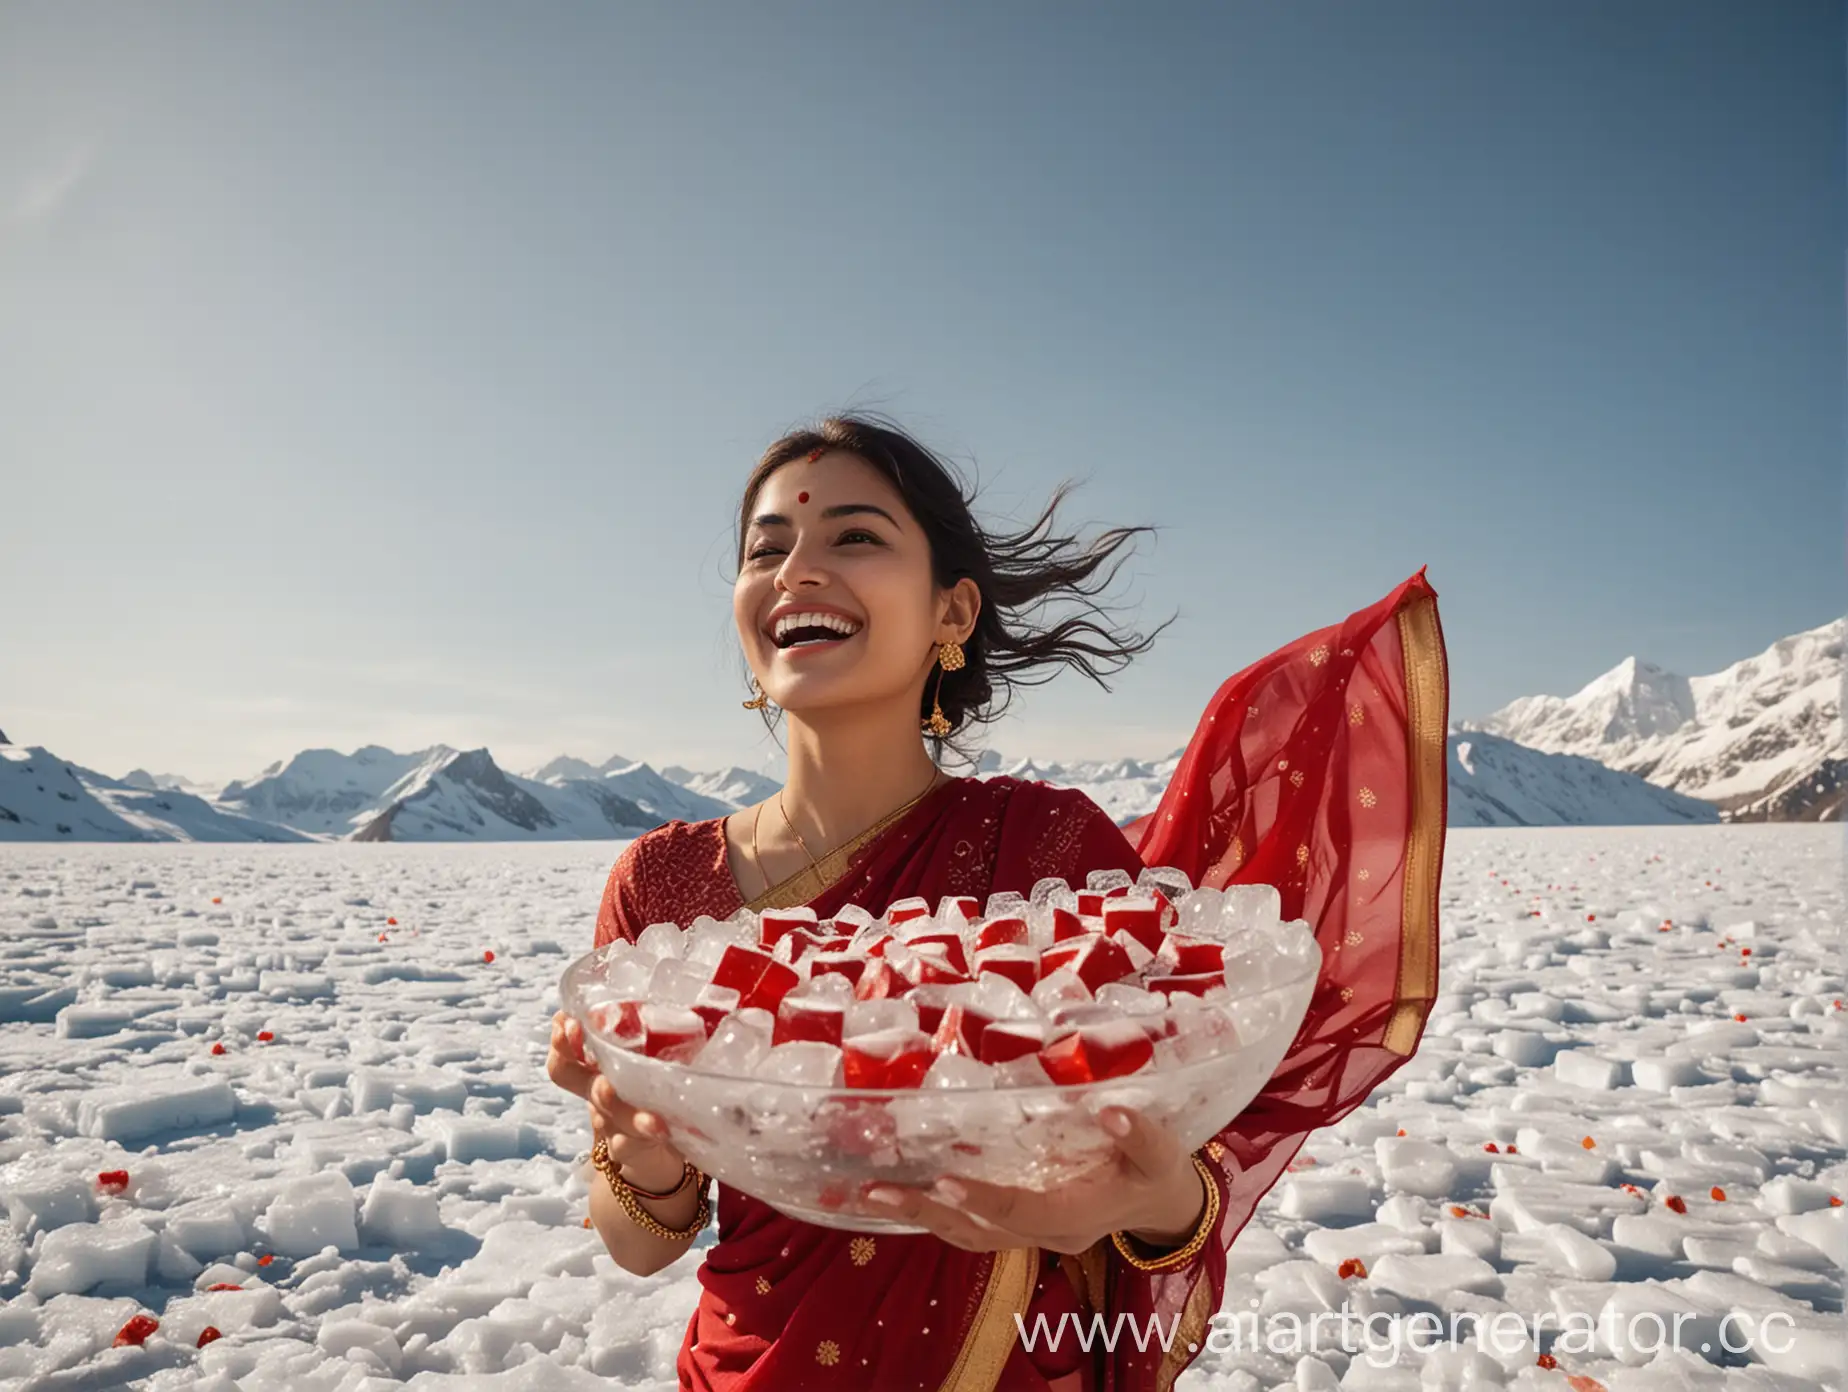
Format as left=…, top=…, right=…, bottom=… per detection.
left=197, top=1326, right=224, bottom=1348
left=861, top=932, right=895, bottom=958
left=909, top=984, right=952, bottom=1034
left=809, top=951, right=868, bottom=987
left=843, top=1028, right=935, bottom=1089
left=885, top=897, right=931, bottom=925
left=1159, top=935, right=1225, bottom=976
left=852, top=958, right=905, bottom=1001
left=1149, top=888, right=1179, bottom=930
left=691, top=984, right=739, bottom=1036
left=974, top=916, right=1029, bottom=951
left=1050, top=906, right=1088, bottom=942
left=771, top=927, right=836, bottom=964
left=937, top=895, right=981, bottom=922
left=590, top=999, right=647, bottom=1046
left=1041, top=935, right=1135, bottom=993
left=774, top=995, right=846, bottom=1046
left=973, top=944, right=1040, bottom=993
left=1076, top=891, right=1106, bottom=916
left=1147, top=972, right=1223, bottom=997
left=1039, top=1020, right=1155, bottom=1084
left=978, top=1019, right=1049, bottom=1065
left=899, top=944, right=970, bottom=988
left=97, top=1169, right=130, bottom=1194
left=713, top=944, right=800, bottom=1012
left=113, top=1313, right=159, bottom=1347
left=930, top=1002, right=995, bottom=1057
left=905, top=931, right=969, bottom=973
left=640, top=1004, right=707, bottom=1061
left=758, top=906, right=819, bottom=950
left=1101, top=899, right=1164, bottom=953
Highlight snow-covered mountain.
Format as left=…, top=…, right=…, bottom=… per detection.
left=1466, top=619, right=1843, bottom=821
left=1444, top=730, right=1717, bottom=828
left=219, top=745, right=664, bottom=842
left=662, top=764, right=785, bottom=809
left=522, top=755, right=736, bottom=824
left=980, top=739, right=1711, bottom=830
left=0, top=745, right=310, bottom=843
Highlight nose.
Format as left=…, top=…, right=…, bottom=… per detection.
left=773, top=533, right=829, bottom=593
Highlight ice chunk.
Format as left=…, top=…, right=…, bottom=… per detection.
left=1085, top=868, right=1134, bottom=893
left=1, top=1160, right=94, bottom=1236
left=1095, top=983, right=1164, bottom=1017
left=260, top=1172, right=359, bottom=1257
left=684, top=917, right=749, bottom=968
left=755, top=1041, right=844, bottom=1086
left=75, top=1076, right=237, bottom=1143
left=984, top=891, right=1028, bottom=919
left=1029, top=877, right=1071, bottom=905
left=844, top=998, right=917, bottom=1038
left=1373, top=1138, right=1459, bottom=1199
left=163, top=1201, right=247, bottom=1261
left=649, top=957, right=709, bottom=1008
left=696, top=1013, right=773, bottom=1076
left=1136, top=866, right=1194, bottom=901
left=1176, top=887, right=1222, bottom=937
left=1031, top=969, right=1091, bottom=1013
left=1219, top=884, right=1283, bottom=934
left=635, top=921, right=685, bottom=961
left=28, top=1219, right=156, bottom=1296
left=924, top=1053, right=995, bottom=1090
left=359, top=1176, right=443, bottom=1246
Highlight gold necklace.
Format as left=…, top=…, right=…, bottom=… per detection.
left=778, top=769, right=942, bottom=872
left=749, top=803, right=773, bottom=898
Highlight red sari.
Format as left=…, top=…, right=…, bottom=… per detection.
left=594, top=570, right=1448, bottom=1391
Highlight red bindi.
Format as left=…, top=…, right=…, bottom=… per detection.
left=797, top=491, right=809, bottom=504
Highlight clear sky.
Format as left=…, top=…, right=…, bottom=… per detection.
left=3, top=1, right=1842, bottom=785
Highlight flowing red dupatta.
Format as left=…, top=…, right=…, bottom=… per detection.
left=593, top=569, right=1447, bottom=1392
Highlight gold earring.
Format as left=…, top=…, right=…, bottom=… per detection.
left=742, top=677, right=769, bottom=711
left=922, top=641, right=963, bottom=737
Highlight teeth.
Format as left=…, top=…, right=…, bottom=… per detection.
left=774, top=612, right=862, bottom=644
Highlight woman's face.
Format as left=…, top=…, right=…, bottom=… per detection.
left=734, top=452, right=977, bottom=721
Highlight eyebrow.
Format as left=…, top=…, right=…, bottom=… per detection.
left=749, top=503, right=902, bottom=529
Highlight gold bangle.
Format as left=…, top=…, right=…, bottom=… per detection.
left=589, top=1138, right=711, bottom=1241
left=612, top=1172, right=712, bottom=1242
left=591, top=1138, right=700, bottom=1199
left=1110, top=1154, right=1221, bottom=1274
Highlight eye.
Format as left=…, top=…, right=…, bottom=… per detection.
left=746, top=543, right=783, bottom=561
left=837, top=529, right=882, bottom=545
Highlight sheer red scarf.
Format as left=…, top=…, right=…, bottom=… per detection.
left=592, top=569, right=1448, bottom=1391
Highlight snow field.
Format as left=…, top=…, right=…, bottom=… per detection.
left=0, top=829, right=1839, bottom=1390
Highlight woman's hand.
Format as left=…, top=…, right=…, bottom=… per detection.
left=863, top=1107, right=1208, bottom=1256
left=546, top=1010, right=688, bottom=1194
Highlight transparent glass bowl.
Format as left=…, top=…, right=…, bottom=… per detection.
left=559, top=947, right=1318, bottom=1233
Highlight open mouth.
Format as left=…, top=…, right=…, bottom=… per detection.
left=770, top=612, right=864, bottom=651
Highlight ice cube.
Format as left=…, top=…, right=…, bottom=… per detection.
left=1137, top=866, right=1195, bottom=901
left=685, top=916, right=748, bottom=968
left=965, top=971, right=1038, bottom=1022
left=793, top=971, right=854, bottom=1003
left=755, top=1041, right=844, bottom=1086
left=1031, top=968, right=1091, bottom=1013
left=844, top=998, right=917, bottom=1038
left=884, top=896, right=931, bottom=926
left=1029, top=877, right=1071, bottom=906
left=831, top=904, right=876, bottom=932
left=1177, top=888, right=1223, bottom=938
left=984, top=891, right=1028, bottom=919
left=1085, top=868, right=1134, bottom=894
left=924, top=1053, right=996, bottom=1090
left=1274, top=923, right=1321, bottom=978
left=1095, top=983, right=1164, bottom=1017
left=1220, top=884, right=1283, bottom=935
left=634, top=921, right=685, bottom=962
left=649, top=957, right=710, bottom=1008
left=592, top=953, right=653, bottom=1001
left=993, top=1055, right=1052, bottom=1087
left=695, top=1013, right=772, bottom=1076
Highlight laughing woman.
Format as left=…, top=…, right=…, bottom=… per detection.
left=547, top=415, right=1448, bottom=1391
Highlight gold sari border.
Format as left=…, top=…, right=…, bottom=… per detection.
left=1387, top=594, right=1447, bottom=1056
left=741, top=791, right=933, bottom=912
left=937, top=1247, right=1036, bottom=1392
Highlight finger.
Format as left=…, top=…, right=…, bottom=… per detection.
left=924, top=1174, right=1037, bottom=1235
left=1099, top=1106, right=1181, bottom=1183
left=862, top=1185, right=1013, bottom=1252
left=562, top=1016, right=591, bottom=1065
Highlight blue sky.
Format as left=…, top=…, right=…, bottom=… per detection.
left=3, top=1, right=1841, bottom=784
